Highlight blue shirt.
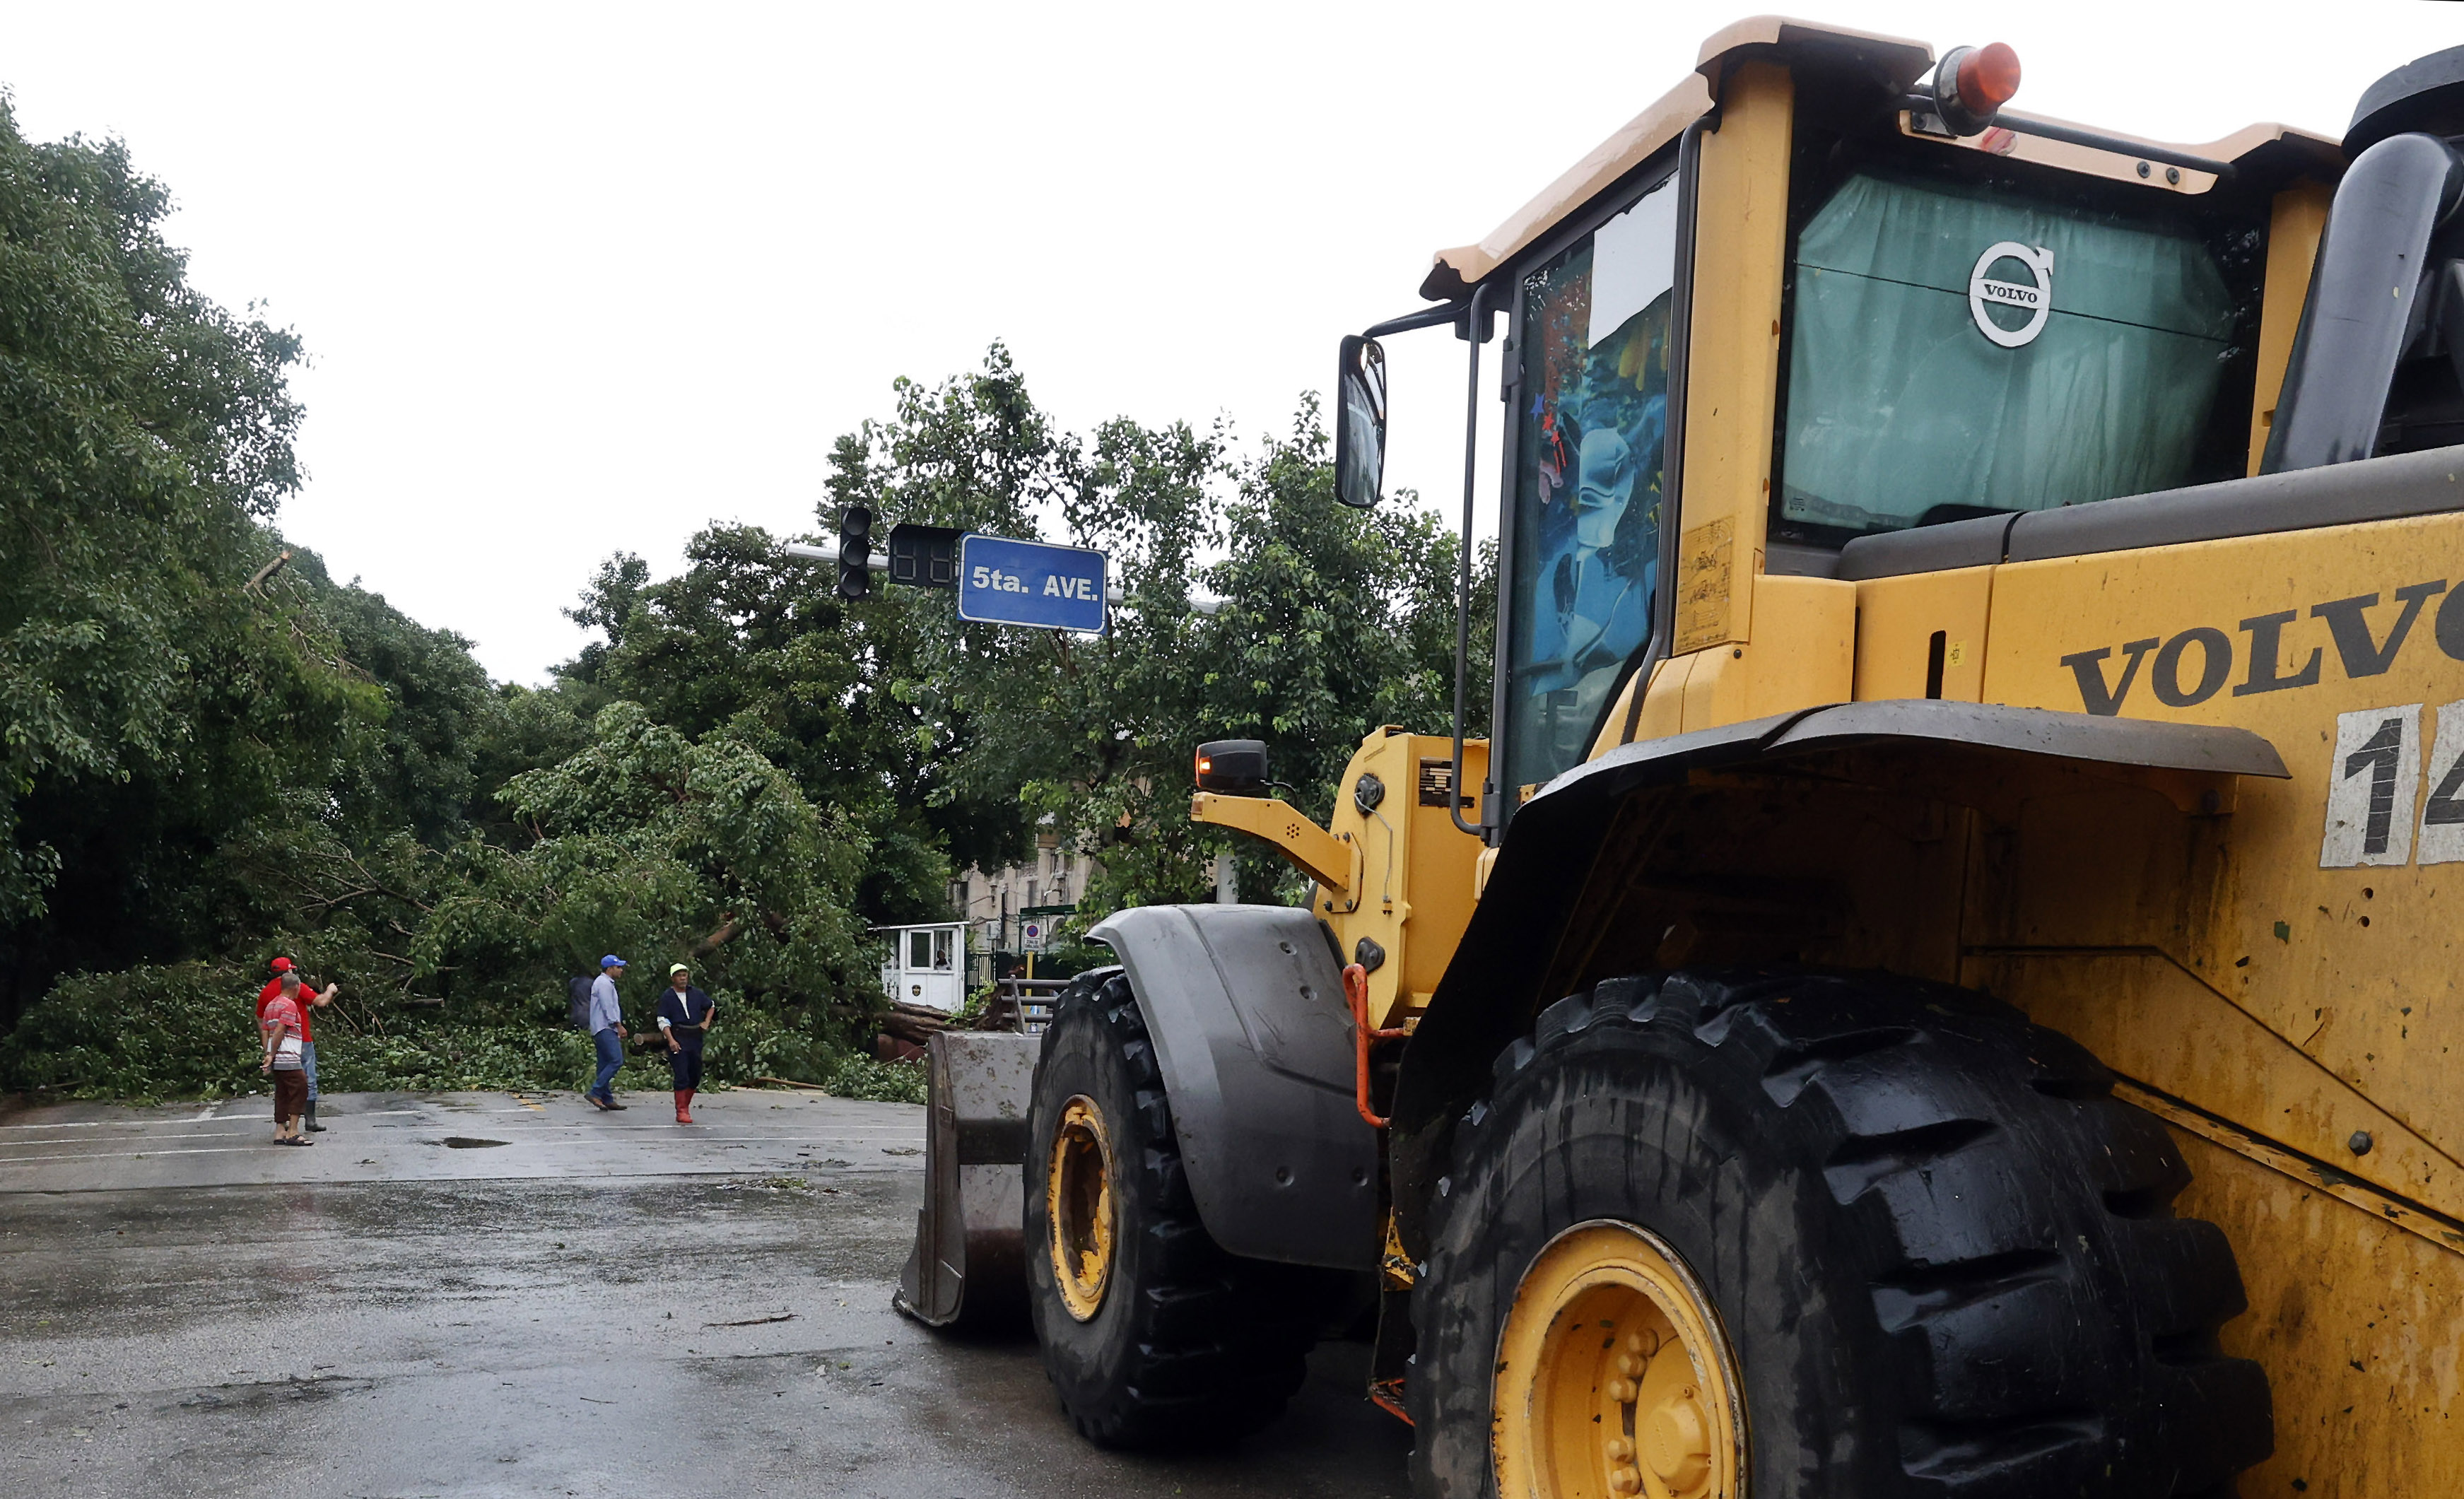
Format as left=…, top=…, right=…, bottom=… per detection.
left=588, top=972, right=624, bottom=1035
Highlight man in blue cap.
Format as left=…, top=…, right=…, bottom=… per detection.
left=585, top=955, right=630, bottom=1110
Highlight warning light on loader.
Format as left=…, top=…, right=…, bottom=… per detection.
left=1195, top=739, right=1270, bottom=794
left=1957, top=42, right=2022, bottom=117
left=1928, top=42, right=2022, bottom=135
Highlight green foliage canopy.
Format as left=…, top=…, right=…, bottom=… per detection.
left=0, top=96, right=361, bottom=1013
left=415, top=703, right=872, bottom=1070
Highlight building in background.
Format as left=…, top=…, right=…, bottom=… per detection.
left=950, top=823, right=1101, bottom=984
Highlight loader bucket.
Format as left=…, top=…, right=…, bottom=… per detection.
left=893, top=1030, right=1040, bottom=1329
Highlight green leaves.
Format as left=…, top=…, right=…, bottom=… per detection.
left=968, top=391, right=1494, bottom=919
left=0, top=98, right=324, bottom=956
left=413, top=703, right=871, bottom=1040
left=541, top=346, right=1496, bottom=956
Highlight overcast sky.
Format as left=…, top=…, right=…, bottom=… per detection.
left=5, top=2, right=2454, bottom=681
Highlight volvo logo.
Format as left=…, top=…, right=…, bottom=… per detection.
left=1969, top=241, right=2053, bottom=348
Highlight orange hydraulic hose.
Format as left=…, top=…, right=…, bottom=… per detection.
left=1343, top=962, right=1408, bottom=1129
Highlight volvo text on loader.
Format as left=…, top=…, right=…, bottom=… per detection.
left=900, top=18, right=2464, bottom=1497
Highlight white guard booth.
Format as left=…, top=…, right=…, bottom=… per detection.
left=879, top=922, right=968, bottom=1013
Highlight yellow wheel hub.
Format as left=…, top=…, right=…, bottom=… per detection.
left=1492, top=1221, right=1746, bottom=1499
left=1045, top=1095, right=1117, bottom=1322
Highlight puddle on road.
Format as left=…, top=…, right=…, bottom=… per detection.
left=435, top=1137, right=510, bottom=1150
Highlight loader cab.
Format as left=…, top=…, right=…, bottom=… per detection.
left=1344, top=20, right=2342, bottom=831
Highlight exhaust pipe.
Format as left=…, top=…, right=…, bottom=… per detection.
left=2267, top=46, right=2464, bottom=473
left=2264, top=134, right=2464, bottom=470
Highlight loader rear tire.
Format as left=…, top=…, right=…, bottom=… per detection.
left=1407, top=968, right=2272, bottom=1499
left=1026, top=967, right=1334, bottom=1447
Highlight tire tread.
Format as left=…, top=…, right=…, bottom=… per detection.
left=1407, top=967, right=2272, bottom=1498
left=1029, top=969, right=1326, bottom=1449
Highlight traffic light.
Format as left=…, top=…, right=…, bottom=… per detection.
left=837, top=505, right=873, bottom=600
left=886, top=523, right=962, bottom=589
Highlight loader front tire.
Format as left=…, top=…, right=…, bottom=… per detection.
left=1026, top=968, right=1331, bottom=1447
left=1407, top=968, right=2272, bottom=1498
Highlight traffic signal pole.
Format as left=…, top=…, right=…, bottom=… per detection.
left=783, top=540, right=886, bottom=573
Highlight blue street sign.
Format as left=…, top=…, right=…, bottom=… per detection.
left=956, top=534, right=1108, bottom=633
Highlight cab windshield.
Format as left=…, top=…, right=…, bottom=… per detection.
left=1499, top=172, right=1679, bottom=801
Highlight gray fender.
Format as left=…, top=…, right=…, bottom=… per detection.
left=1086, top=903, right=1378, bottom=1271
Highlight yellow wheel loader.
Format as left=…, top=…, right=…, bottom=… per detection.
left=902, top=18, right=2464, bottom=1495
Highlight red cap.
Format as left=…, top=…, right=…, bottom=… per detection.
left=270, top=957, right=293, bottom=972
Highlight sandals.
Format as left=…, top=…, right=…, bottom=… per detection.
left=278, top=1135, right=314, bottom=1146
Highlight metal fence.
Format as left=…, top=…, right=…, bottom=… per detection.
left=987, top=977, right=1071, bottom=1036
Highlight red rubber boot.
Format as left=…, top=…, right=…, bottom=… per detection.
left=674, top=1089, right=693, bottom=1124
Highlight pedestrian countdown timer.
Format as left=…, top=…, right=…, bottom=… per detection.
left=957, top=534, right=1108, bottom=633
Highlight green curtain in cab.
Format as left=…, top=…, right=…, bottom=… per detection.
left=1780, top=173, right=2237, bottom=534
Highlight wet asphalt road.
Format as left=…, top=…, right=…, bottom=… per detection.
left=0, top=1089, right=1412, bottom=1498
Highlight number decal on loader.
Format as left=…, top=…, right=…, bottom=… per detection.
left=2314, top=702, right=2464, bottom=867
left=2321, top=705, right=2422, bottom=867
left=2419, top=700, right=2464, bottom=866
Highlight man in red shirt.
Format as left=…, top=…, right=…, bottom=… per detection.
left=257, top=958, right=338, bottom=1131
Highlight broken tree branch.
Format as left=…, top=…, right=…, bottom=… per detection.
left=243, top=549, right=293, bottom=594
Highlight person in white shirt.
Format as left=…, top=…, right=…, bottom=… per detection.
left=655, top=963, right=716, bottom=1124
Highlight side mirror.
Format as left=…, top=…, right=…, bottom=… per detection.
left=1333, top=335, right=1388, bottom=510
left=1195, top=739, right=1270, bottom=795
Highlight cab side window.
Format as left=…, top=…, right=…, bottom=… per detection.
left=1501, top=172, right=1680, bottom=799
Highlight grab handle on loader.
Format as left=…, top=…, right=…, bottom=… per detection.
left=1344, top=961, right=1409, bottom=1129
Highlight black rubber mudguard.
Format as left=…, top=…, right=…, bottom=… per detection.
left=1086, top=904, right=1378, bottom=1270
left=1387, top=700, right=2290, bottom=1251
